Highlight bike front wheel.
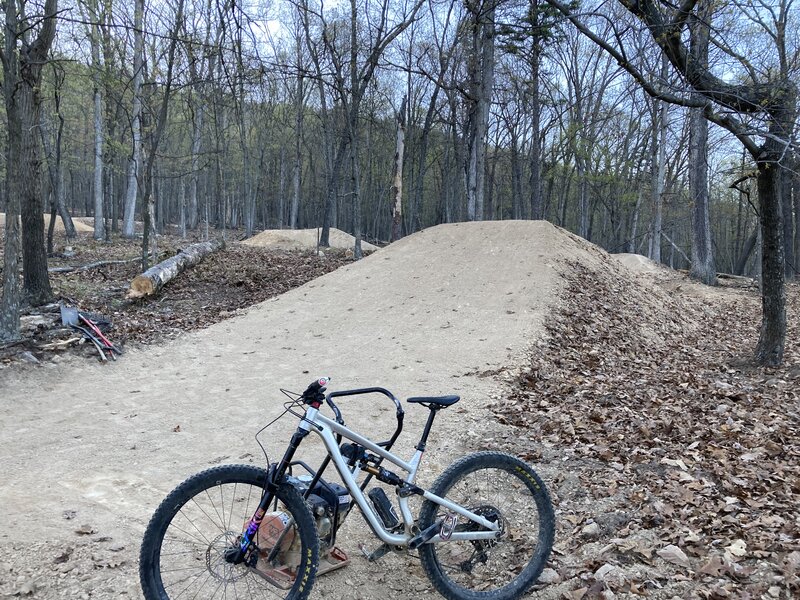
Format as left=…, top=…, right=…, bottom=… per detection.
left=417, top=452, right=554, bottom=600
left=139, top=464, right=319, bottom=600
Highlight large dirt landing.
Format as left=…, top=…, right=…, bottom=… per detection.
left=0, top=220, right=668, bottom=599
left=243, top=227, right=379, bottom=252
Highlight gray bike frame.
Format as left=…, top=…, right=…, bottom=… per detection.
left=299, top=406, right=500, bottom=546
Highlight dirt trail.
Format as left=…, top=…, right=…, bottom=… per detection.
left=0, top=221, right=607, bottom=599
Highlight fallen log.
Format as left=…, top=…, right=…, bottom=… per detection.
left=127, top=239, right=224, bottom=299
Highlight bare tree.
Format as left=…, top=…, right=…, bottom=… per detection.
left=687, top=1, right=716, bottom=284
left=40, top=63, right=76, bottom=249
left=81, top=0, right=106, bottom=240
left=140, top=0, right=187, bottom=269
left=545, top=0, right=798, bottom=364
left=465, top=0, right=497, bottom=221
left=122, top=0, right=144, bottom=238
left=0, top=0, right=58, bottom=340
left=307, top=0, right=424, bottom=255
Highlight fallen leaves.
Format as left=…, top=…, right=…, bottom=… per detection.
left=492, top=261, right=800, bottom=598
left=656, top=544, right=690, bottom=568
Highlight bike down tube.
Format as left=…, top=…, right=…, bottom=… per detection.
left=310, top=413, right=500, bottom=545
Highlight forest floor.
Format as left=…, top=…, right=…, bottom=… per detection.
left=490, top=256, right=800, bottom=599
left=0, top=221, right=798, bottom=600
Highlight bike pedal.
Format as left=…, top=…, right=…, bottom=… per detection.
left=359, top=542, right=391, bottom=562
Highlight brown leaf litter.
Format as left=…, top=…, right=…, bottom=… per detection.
left=492, top=257, right=799, bottom=599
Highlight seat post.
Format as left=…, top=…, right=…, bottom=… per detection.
left=415, top=405, right=440, bottom=452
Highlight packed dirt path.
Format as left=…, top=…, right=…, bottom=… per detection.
left=0, top=221, right=587, bottom=599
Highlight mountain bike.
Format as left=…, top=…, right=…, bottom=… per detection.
left=139, top=378, right=555, bottom=600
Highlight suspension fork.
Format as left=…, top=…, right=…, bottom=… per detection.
left=224, top=426, right=312, bottom=564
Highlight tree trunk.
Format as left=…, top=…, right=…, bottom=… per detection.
left=0, top=42, right=23, bottom=338
left=278, top=147, right=287, bottom=228
left=188, top=101, right=203, bottom=231
left=90, top=0, right=105, bottom=240
left=39, top=70, right=75, bottom=241
left=123, top=0, right=144, bottom=238
left=390, top=96, right=407, bottom=242
left=466, top=1, right=495, bottom=222
left=511, top=134, right=522, bottom=219
left=648, top=56, right=669, bottom=263
left=577, top=156, right=589, bottom=238
left=348, top=0, right=363, bottom=258
left=629, top=186, right=643, bottom=252
left=350, top=134, right=363, bottom=259
left=320, top=138, right=347, bottom=246
left=179, top=177, right=186, bottom=238
left=140, top=0, right=185, bottom=269
left=687, top=5, right=716, bottom=285
left=290, top=70, right=303, bottom=229
left=781, top=162, right=795, bottom=279
left=734, top=227, right=758, bottom=276
left=128, top=239, right=223, bottom=298
left=412, top=87, right=439, bottom=232
left=487, top=148, right=498, bottom=220
left=754, top=156, right=786, bottom=365
left=794, top=163, right=800, bottom=275
left=687, top=103, right=715, bottom=284
left=20, top=56, right=55, bottom=303
left=529, top=1, right=543, bottom=220
left=101, top=0, right=116, bottom=236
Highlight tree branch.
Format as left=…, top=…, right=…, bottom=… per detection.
left=543, top=0, right=707, bottom=109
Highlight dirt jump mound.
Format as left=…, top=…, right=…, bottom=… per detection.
left=0, top=219, right=671, bottom=599
left=243, top=227, right=379, bottom=252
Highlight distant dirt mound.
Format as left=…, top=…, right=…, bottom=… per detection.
left=243, top=227, right=378, bottom=252
left=0, top=212, right=93, bottom=233
left=614, top=252, right=666, bottom=273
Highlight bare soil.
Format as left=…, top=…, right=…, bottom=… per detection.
left=0, top=221, right=796, bottom=600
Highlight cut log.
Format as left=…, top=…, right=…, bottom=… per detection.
left=127, top=239, right=224, bottom=299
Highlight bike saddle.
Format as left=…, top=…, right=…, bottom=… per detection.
left=407, top=395, right=460, bottom=408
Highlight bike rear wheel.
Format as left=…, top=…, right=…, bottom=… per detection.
left=139, top=464, right=319, bottom=600
left=418, top=452, right=554, bottom=600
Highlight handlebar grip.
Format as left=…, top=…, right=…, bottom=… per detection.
left=305, top=377, right=330, bottom=393
left=302, top=377, right=331, bottom=403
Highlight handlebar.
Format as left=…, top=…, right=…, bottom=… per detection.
left=300, top=379, right=405, bottom=448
